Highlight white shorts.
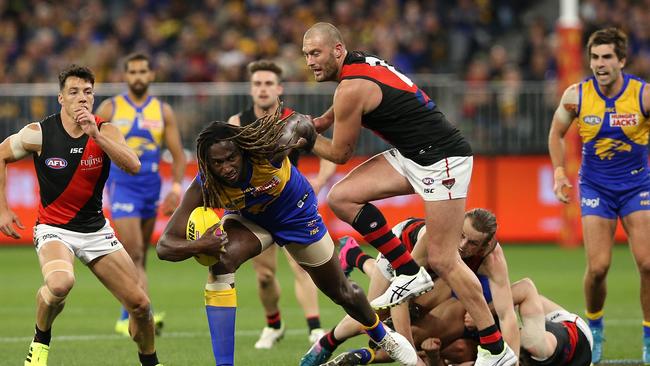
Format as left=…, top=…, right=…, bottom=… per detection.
left=33, top=219, right=123, bottom=265
left=382, top=149, right=473, bottom=201
left=546, top=310, right=594, bottom=350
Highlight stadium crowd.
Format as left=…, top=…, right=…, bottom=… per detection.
left=0, top=0, right=648, bottom=85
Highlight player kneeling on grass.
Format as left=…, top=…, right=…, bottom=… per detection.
left=156, top=106, right=418, bottom=366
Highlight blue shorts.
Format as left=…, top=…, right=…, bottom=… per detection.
left=107, top=175, right=161, bottom=220
left=579, top=177, right=650, bottom=219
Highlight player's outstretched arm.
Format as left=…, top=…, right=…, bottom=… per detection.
left=312, top=79, right=376, bottom=164
left=0, top=123, right=41, bottom=238
left=482, top=245, right=520, bottom=355
left=157, top=179, right=227, bottom=262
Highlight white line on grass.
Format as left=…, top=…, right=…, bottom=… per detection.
left=0, top=328, right=309, bottom=344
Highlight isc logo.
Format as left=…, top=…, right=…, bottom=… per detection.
left=45, top=157, right=67, bottom=169
left=70, top=147, right=84, bottom=154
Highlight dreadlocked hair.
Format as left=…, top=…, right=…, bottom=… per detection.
left=196, top=103, right=299, bottom=208
left=232, top=102, right=301, bottom=160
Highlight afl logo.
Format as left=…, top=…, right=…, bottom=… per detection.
left=583, top=115, right=602, bottom=125
left=45, top=157, right=67, bottom=169
left=421, top=177, right=434, bottom=186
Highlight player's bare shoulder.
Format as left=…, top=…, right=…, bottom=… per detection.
left=560, top=83, right=580, bottom=116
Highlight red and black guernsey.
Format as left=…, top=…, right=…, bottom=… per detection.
left=522, top=320, right=591, bottom=365
left=239, top=106, right=300, bottom=166
left=340, top=51, right=472, bottom=165
left=34, top=113, right=110, bottom=233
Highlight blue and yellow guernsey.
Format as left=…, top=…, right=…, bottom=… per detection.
left=204, top=155, right=326, bottom=245
left=577, top=73, right=650, bottom=187
left=108, top=94, right=165, bottom=180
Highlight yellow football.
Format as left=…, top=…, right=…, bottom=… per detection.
left=186, top=206, right=222, bottom=266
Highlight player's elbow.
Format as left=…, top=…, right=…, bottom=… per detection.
left=156, top=236, right=173, bottom=261
left=330, top=150, right=351, bottom=164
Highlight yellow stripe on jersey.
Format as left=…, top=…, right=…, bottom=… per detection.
left=578, top=77, right=649, bottom=158
left=219, top=156, right=291, bottom=214
left=111, top=95, right=165, bottom=146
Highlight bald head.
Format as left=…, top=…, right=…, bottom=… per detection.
left=304, top=22, right=345, bottom=47
left=303, top=22, right=347, bottom=82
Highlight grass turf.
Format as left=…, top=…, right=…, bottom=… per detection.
left=0, top=244, right=643, bottom=365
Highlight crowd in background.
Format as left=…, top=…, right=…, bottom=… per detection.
left=1, top=0, right=649, bottom=155
left=0, top=0, right=648, bottom=84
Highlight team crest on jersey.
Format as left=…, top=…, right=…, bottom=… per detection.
left=45, top=157, right=67, bottom=169
left=594, top=138, right=632, bottom=160
left=609, top=113, right=638, bottom=127
left=442, top=178, right=456, bottom=190
left=582, top=115, right=601, bottom=125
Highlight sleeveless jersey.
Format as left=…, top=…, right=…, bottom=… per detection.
left=108, top=94, right=164, bottom=179
left=202, top=155, right=326, bottom=245
left=339, top=51, right=472, bottom=165
left=239, top=106, right=300, bottom=166
left=577, top=73, right=649, bottom=187
left=34, top=114, right=110, bottom=233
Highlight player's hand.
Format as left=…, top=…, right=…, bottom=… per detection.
left=74, top=108, right=99, bottom=138
left=312, top=116, right=332, bottom=133
left=0, top=209, right=24, bottom=239
left=160, top=190, right=181, bottom=216
left=553, top=167, right=573, bottom=203
left=198, top=223, right=228, bottom=258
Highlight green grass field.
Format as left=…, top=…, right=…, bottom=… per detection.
left=0, top=244, right=643, bottom=365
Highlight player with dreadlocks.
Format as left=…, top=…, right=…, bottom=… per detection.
left=156, top=107, right=418, bottom=366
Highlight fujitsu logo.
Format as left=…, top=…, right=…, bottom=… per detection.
left=81, top=154, right=103, bottom=168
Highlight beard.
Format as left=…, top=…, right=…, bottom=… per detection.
left=129, top=82, right=149, bottom=98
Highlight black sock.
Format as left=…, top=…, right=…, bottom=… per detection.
left=306, top=316, right=321, bottom=332
left=34, top=325, right=51, bottom=346
left=351, top=203, right=419, bottom=275
left=345, top=246, right=372, bottom=273
left=478, top=324, right=504, bottom=355
left=138, top=351, right=159, bottom=366
left=266, top=312, right=282, bottom=329
left=318, top=329, right=343, bottom=352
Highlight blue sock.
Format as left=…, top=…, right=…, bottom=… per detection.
left=643, top=320, right=650, bottom=339
left=205, top=288, right=237, bottom=366
left=355, top=348, right=375, bottom=364
left=120, top=307, right=129, bottom=321
left=588, top=316, right=603, bottom=329
left=364, top=314, right=386, bottom=344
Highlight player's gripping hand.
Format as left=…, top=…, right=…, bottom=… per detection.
left=0, top=209, right=24, bottom=239
left=196, top=223, right=228, bottom=259
left=74, top=108, right=100, bottom=138
left=553, top=167, right=573, bottom=203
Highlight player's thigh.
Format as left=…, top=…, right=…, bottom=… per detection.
left=329, top=151, right=413, bottom=203
left=582, top=215, right=617, bottom=269
left=112, top=217, right=145, bottom=254
left=211, top=215, right=274, bottom=274
left=252, top=244, right=278, bottom=273
left=88, top=248, right=145, bottom=305
left=621, top=210, right=650, bottom=267
left=281, top=246, right=311, bottom=278
left=37, top=240, right=75, bottom=268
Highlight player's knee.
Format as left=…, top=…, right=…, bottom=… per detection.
left=213, top=254, right=239, bottom=274
left=256, top=269, right=275, bottom=288
left=586, top=263, right=610, bottom=281
left=636, top=259, right=650, bottom=276
left=326, top=184, right=349, bottom=214
left=126, top=294, right=151, bottom=319
left=427, top=253, right=454, bottom=277
left=45, top=272, right=75, bottom=298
